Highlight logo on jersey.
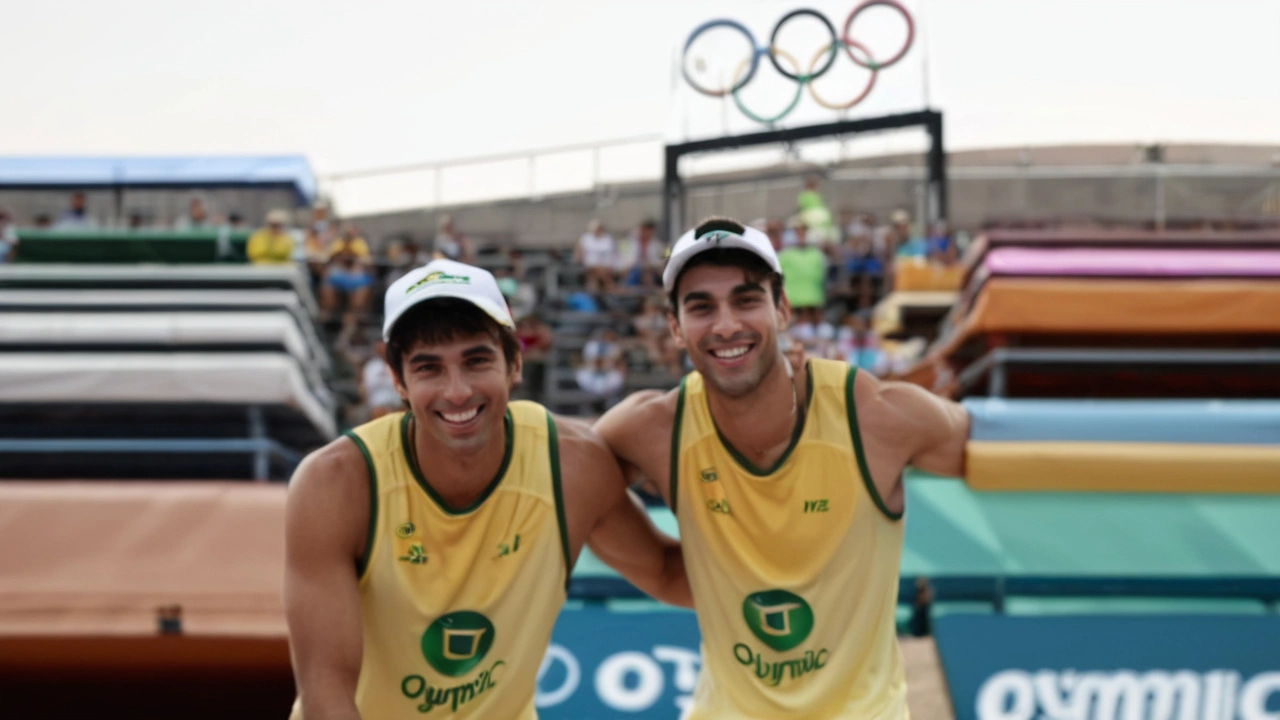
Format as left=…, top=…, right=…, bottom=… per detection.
left=706, top=498, right=732, bottom=514
left=742, top=590, right=813, bottom=652
left=699, top=467, right=718, bottom=483
left=396, top=522, right=417, bottom=538
left=422, top=611, right=496, bottom=677
left=399, top=543, right=428, bottom=564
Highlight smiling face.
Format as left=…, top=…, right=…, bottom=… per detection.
left=392, top=331, right=521, bottom=456
left=669, top=261, right=790, bottom=399
left=387, top=301, right=522, bottom=458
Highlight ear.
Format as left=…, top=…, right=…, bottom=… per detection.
left=666, top=307, right=687, bottom=350
left=508, top=352, right=524, bottom=387
left=391, top=361, right=410, bottom=401
left=776, top=289, right=793, bottom=330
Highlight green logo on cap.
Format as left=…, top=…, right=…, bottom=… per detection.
left=421, top=611, right=495, bottom=677
left=699, top=230, right=739, bottom=245
left=406, top=271, right=470, bottom=295
left=742, top=590, right=814, bottom=652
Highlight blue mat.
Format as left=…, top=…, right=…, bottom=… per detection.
left=963, top=399, right=1280, bottom=444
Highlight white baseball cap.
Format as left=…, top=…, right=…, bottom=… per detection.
left=382, top=259, right=514, bottom=341
left=662, top=221, right=782, bottom=293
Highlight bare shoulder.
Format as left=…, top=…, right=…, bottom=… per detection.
left=550, top=414, right=614, bottom=468
left=852, top=368, right=968, bottom=468
left=287, top=435, right=370, bottom=522
left=594, top=388, right=680, bottom=459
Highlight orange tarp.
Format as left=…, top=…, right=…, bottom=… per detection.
left=967, top=441, right=1280, bottom=493
left=0, top=482, right=287, bottom=637
left=965, top=278, right=1280, bottom=335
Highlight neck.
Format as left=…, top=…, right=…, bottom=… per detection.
left=409, top=413, right=507, bottom=509
left=706, top=357, right=807, bottom=470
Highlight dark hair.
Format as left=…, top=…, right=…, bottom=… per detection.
left=667, top=217, right=784, bottom=313
left=385, top=298, right=520, bottom=382
left=640, top=219, right=657, bottom=230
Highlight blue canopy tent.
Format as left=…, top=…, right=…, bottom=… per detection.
left=0, top=155, right=316, bottom=206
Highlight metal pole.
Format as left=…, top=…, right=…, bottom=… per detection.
left=926, top=111, right=948, bottom=222
left=248, top=405, right=268, bottom=481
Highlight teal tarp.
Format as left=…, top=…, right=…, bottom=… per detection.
left=574, top=472, right=1280, bottom=580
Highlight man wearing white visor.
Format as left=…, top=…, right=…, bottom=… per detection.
left=595, top=217, right=970, bottom=719
left=284, top=259, right=691, bottom=720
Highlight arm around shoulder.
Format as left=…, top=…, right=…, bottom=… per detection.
left=557, top=414, right=692, bottom=608
left=284, top=438, right=370, bottom=720
left=867, top=373, right=970, bottom=479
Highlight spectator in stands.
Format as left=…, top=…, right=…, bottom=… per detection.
left=54, top=191, right=96, bottom=229
left=765, top=218, right=785, bottom=252
left=888, top=209, right=917, bottom=257
left=514, top=313, right=554, bottom=400
left=320, top=222, right=373, bottom=327
left=926, top=221, right=958, bottom=265
left=797, top=175, right=837, bottom=249
left=909, top=577, right=934, bottom=637
left=174, top=196, right=213, bottom=230
left=574, top=219, right=617, bottom=293
left=778, top=217, right=827, bottom=334
left=247, top=209, right=296, bottom=265
left=301, top=202, right=335, bottom=283
left=616, top=219, right=665, bottom=289
left=0, top=209, right=17, bottom=263
left=843, top=213, right=882, bottom=311
left=432, top=214, right=474, bottom=263
left=634, top=295, right=680, bottom=376
left=360, top=341, right=402, bottom=420
left=575, top=347, right=626, bottom=411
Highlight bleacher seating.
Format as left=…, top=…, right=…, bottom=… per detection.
left=0, top=263, right=334, bottom=481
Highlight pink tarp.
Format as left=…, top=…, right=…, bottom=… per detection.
left=982, top=247, right=1280, bottom=278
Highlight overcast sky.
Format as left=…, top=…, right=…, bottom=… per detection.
left=2, top=0, right=1277, bottom=214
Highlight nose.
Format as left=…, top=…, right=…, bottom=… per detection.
left=710, top=303, right=743, bottom=340
left=441, top=367, right=472, bottom=407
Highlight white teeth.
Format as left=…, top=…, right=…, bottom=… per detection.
left=712, top=346, right=749, bottom=359
left=442, top=407, right=479, bottom=423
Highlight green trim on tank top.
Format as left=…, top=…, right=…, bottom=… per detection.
left=669, top=377, right=687, bottom=514
left=545, top=411, right=573, bottom=593
left=345, top=429, right=379, bottom=581
left=399, top=409, right=515, bottom=516
left=845, top=366, right=904, bottom=521
left=706, top=360, right=815, bottom=477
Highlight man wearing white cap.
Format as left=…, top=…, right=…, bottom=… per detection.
left=595, top=217, right=971, bottom=719
left=284, top=259, right=691, bottom=720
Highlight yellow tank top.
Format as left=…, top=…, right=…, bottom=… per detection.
left=289, top=401, right=570, bottom=720
left=672, top=358, right=907, bottom=720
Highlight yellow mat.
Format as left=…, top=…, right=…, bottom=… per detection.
left=966, top=441, right=1280, bottom=493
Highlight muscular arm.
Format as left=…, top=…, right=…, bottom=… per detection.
left=284, top=440, right=369, bottom=720
left=875, top=376, right=970, bottom=478
left=557, top=414, right=691, bottom=608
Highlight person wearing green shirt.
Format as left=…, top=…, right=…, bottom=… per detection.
left=778, top=218, right=827, bottom=330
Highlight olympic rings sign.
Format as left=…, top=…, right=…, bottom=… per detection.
left=681, top=0, right=914, bottom=124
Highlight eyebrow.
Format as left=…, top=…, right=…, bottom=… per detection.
left=681, top=282, right=766, bottom=306
left=406, top=344, right=496, bottom=365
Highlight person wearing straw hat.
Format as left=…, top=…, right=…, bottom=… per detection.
left=595, top=217, right=970, bottom=719
left=247, top=208, right=296, bottom=265
left=284, top=259, right=690, bottom=720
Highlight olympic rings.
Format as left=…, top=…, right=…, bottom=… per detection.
left=807, top=39, right=877, bottom=110
left=733, top=47, right=805, bottom=125
left=843, top=0, right=914, bottom=70
left=768, top=9, right=837, bottom=82
left=682, top=0, right=914, bottom=122
left=681, top=18, right=758, bottom=97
